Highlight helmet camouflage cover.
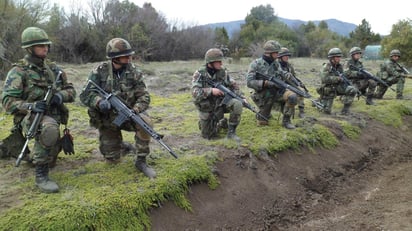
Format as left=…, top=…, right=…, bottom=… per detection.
left=106, top=38, right=135, bottom=59
left=327, top=47, right=343, bottom=58
left=390, top=49, right=401, bottom=57
left=205, top=48, right=224, bottom=63
left=21, top=27, right=52, bottom=49
left=278, top=47, right=291, bottom=57
left=263, top=40, right=281, bottom=54
left=349, top=47, right=362, bottom=56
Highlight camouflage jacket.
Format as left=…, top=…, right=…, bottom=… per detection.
left=1, top=55, right=76, bottom=124
left=279, top=60, right=299, bottom=88
left=79, top=61, right=150, bottom=123
left=320, top=61, right=343, bottom=86
left=343, top=58, right=364, bottom=81
left=379, top=59, right=404, bottom=79
left=191, top=65, right=241, bottom=112
left=246, top=56, right=284, bottom=96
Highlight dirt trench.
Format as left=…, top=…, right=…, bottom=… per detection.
left=150, top=114, right=412, bottom=231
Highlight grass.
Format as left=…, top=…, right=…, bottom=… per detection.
left=0, top=58, right=411, bottom=230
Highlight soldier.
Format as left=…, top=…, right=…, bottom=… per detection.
left=79, top=38, right=156, bottom=179
left=317, top=48, right=357, bottom=115
left=246, top=40, right=297, bottom=129
left=1, top=27, right=76, bottom=193
left=278, top=47, right=306, bottom=118
left=343, top=47, right=377, bottom=105
left=374, top=49, right=406, bottom=99
left=191, top=48, right=243, bottom=141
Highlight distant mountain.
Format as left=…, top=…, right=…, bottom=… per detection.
left=204, top=18, right=357, bottom=37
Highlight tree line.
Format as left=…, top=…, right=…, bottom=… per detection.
left=1, top=0, right=411, bottom=78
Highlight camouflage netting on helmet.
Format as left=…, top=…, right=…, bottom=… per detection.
left=106, top=38, right=135, bottom=59
left=349, top=47, right=362, bottom=56
left=278, top=47, right=291, bottom=57
left=21, top=27, right=52, bottom=49
left=390, top=49, right=401, bottom=57
left=205, top=48, right=224, bottom=63
left=263, top=40, right=281, bottom=54
left=327, top=47, right=343, bottom=58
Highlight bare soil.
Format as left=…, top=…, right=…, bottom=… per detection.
left=150, top=113, right=412, bottom=231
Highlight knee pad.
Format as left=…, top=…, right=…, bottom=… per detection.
left=287, top=94, right=298, bottom=105
left=39, top=121, right=60, bottom=148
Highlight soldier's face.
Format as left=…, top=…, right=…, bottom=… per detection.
left=211, top=61, right=222, bottom=70
left=32, top=44, right=48, bottom=58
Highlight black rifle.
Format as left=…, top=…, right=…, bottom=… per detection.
left=85, top=80, right=178, bottom=159
left=395, top=62, right=412, bottom=78
left=334, top=70, right=364, bottom=99
left=256, top=72, right=325, bottom=110
left=205, top=78, right=269, bottom=121
left=16, top=71, right=63, bottom=166
left=349, top=64, right=395, bottom=91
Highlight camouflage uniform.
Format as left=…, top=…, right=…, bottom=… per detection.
left=375, top=49, right=405, bottom=99
left=343, top=47, right=377, bottom=105
left=318, top=48, right=357, bottom=115
left=278, top=47, right=306, bottom=118
left=79, top=38, right=156, bottom=178
left=192, top=48, right=243, bottom=140
left=1, top=27, right=76, bottom=193
left=246, top=40, right=297, bottom=129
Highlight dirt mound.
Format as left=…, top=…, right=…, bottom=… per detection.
left=150, top=114, right=412, bottom=230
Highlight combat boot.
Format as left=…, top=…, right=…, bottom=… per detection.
left=35, top=164, right=59, bottom=193
left=365, top=96, right=376, bottom=105
left=282, top=115, right=295, bottom=129
left=121, top=141, right=136, bottom=155
left=135, top=156, right=157, bottom=179
left=340, top=104, right=351, bottom=115
left=396, top=94, right=403, bottom=99
left=227, top=124, right=241, bottom=142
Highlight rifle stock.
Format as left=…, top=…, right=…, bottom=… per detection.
left=349, top=64, right=395, bottom=92
left=205, top=78, right=269, bottom=121
left=86, top=80, right=178, bottom=159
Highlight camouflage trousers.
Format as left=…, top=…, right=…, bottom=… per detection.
left=198, top=98, right=242, bottom=139
left=319, top=84, right=357, bottom=114
left=98, top=112, right=152, bottom=160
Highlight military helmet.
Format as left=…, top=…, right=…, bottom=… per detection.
left=278, top=47, right=291, bottom=58
left=106, top=38, right=135, bottom=59
left=21, top=27, right=52, bottom=49
left=349, top=47, right=362, bottom=56
left=263, top=40, right=281, bottom=54
left=390, top=49, right=401, bottom=57
left=327, top=48, right=343, bottom=58
left=205, top=48, right=224, bottom=63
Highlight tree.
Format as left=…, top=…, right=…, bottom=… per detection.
left=381, top=19, right=412, bottom=65
left=349, top=19, right=381, bottom=49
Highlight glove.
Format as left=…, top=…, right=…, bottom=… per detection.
left=50, top=92, right=63, bottom=106
left=98, top=99, right=111, bottom=113
left=31, top=100, right=47, bottom=113
left=61, top=128, right=75, bottom=155
left=264, top=80, right=276, bottom=88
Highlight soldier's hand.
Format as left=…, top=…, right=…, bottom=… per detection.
left=98, top=99, right=111, bottom=113
left=133, top=105, right=141, bottom=114
left=212, top=88, right=224, bottom=96
left=50, top=92, right=63, bottom=106
left=264, top=80, right=276, bottom=88
left=31, top=100, right=47, bottom=113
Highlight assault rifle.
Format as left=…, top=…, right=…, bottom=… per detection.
left=256, top=72, right=325, bottom=110
left=16, top=71, right=63, bottom=167
left=349, top=64, right=395, bottom=92
left=205, top=78, right=269, bottom=121
left=334, top=70, right=364, bottom=99
left=394, top=62, right=412, bottom=78
left=85, top=80, right=178, bottom=159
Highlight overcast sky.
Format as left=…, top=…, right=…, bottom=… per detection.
left=55, top=0, right=411, bottom=35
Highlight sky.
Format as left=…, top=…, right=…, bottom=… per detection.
left=54, top=0, right=411, bottom=35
